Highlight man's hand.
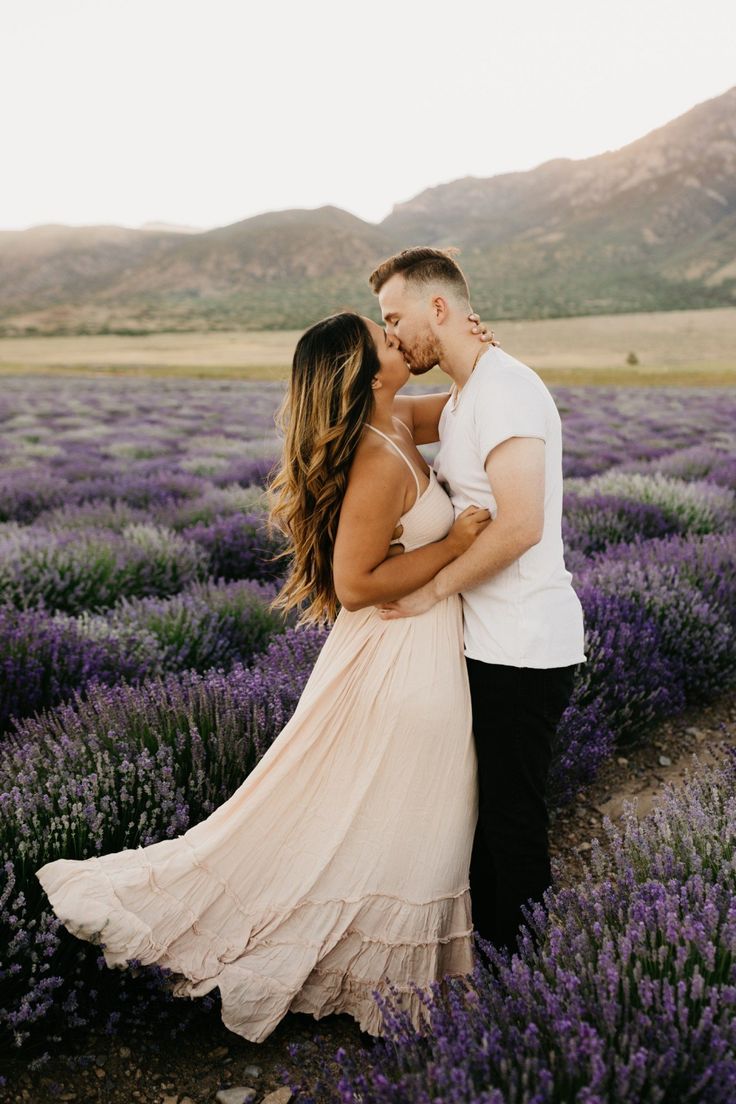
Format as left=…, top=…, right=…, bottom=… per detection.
left=376, top=579, right=439, bottom=620
left=422, top=437, right=546, bottom=603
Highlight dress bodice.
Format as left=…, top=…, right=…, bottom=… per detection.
left=392, top=467, right=455, bottom=552
left=364, top=423, right=455, bottom=553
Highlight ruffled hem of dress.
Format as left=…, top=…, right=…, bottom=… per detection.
left=35, top=848, right=475, bottom=1042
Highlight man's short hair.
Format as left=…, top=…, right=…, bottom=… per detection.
left=368, top=246, right=470, bottom=302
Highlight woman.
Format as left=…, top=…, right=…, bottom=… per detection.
left=35, top=311, right=493, bottom=1042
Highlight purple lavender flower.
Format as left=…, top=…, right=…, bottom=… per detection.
left=181, top=513, right=286, bottom=582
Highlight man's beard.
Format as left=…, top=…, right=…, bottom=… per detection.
left=404, top=332, right=442, bottom=376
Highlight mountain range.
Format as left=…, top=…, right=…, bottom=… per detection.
left=1, top=85, right=735, bottom=334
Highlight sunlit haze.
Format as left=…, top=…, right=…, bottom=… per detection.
left=3, top=0, right=735, bottom=231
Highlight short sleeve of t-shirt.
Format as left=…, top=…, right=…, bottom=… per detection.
left=472, top=367, right=547, bottom=467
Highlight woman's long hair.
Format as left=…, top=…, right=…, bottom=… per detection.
left=267, top=312, right=380, bottom=624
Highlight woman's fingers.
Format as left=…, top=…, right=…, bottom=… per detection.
left=468, top=312, right=498, bottom=344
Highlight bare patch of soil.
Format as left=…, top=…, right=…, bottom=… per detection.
left=549, top=689, right=736, bottom=888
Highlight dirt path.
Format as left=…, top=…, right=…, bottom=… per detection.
left=548, top=689, right=736, bottom=888
left=4, top=690, right=735, bottom=1104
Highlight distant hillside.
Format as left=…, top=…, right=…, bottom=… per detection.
left=0, top=209, right=395, bottom=333
left=1, top=86, right=734, bottom=334
left=383, top=85, right=736, bottom=320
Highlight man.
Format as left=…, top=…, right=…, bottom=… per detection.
left=370, top=247, right=586, bottom=954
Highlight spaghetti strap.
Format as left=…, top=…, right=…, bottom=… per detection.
left=365, top=423, right=422, bottom=497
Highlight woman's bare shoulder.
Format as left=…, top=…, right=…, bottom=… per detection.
left=346, top=431, right=409, bottom=500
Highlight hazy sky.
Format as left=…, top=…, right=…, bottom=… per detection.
left=3, top=0, right=735, bottom=231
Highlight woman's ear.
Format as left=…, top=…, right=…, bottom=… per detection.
left=371, top=376, right=382, bottom=390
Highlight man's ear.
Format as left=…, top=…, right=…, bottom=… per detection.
left=431, top=295, right=450, bottom=325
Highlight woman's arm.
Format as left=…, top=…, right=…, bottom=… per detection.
left=394, top=392, right=452, bottom=445
left=333, top=446, right=488, bottom=612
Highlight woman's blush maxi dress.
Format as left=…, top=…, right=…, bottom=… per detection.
left=35, top=427, right=479, bottom=1043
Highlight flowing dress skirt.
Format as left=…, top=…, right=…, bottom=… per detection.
left=36, top=596, right=478, bottom=1041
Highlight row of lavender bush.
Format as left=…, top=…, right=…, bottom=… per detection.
left=0, top=468, right=730, bottom=619
left=0, top=512, right=284, bottom=616
left=1, top=378, right=732, bottom=486
left=283, top=752, right=736, bottom=1103
left=5, top=462, right=730, bottom=745
left=0, top=577, right=286, bottom=734
left=1, top=443, right=733, bottom=537
left=550, top=530, right=736, bottom=804
left=562, top=472, right=735, bottom=560
left=4, top=447, right=725, bottom=739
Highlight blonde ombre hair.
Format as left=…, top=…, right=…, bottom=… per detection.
left=268, top=312, right=380, bottom=624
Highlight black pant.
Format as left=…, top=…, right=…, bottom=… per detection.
left=466, top=658, right=578, bottom=954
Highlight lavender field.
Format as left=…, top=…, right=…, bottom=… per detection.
left=1, top=375, right=735, bottom=1100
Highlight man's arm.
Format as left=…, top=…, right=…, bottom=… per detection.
left=377, top=436, right=545, bottom=617
left=333, top=447, right=490, bottom=612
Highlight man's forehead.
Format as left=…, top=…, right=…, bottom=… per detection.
left=378, top=275, right=410, bottom=317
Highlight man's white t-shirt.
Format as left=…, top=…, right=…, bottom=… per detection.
left=434, top=345, right=586, bottom=669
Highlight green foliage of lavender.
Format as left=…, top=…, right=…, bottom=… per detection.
left=565, top=472, right=736, bottom=537
left=284, top=755, right=736, bottom=1103
left=103, top=577, right=289, bottom=675
left=0, top=524, right=210, bottom=614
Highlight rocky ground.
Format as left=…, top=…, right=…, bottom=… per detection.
left=548, top=688, right=736, bottom=887
left=3, top=690, right=735, bottom=1104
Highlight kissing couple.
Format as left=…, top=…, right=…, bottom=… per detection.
left=36, top=247, right=586, bottom=1042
